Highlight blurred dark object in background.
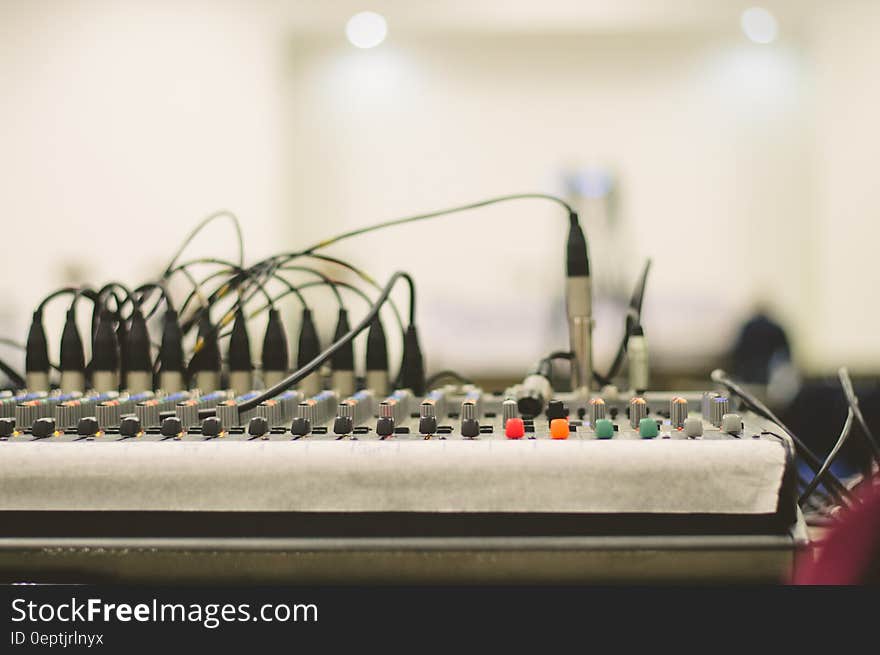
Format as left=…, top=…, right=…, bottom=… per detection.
left=731, top=311, right=791, bottom=385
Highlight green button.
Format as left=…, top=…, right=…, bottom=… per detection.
left=639, top=418, right=659, bottom=439
left=595, top=419, right=614, bottom=439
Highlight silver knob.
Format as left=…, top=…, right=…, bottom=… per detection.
left=588, top=397, right=606, bottom=425
left=216, top=401, right=240, bottom=429
left=701, top=391, right=719, bottom=419
left=297, top=400, right=317, bottom=425
left=55, top=401, right=80, bottom=429
left=710, top=396, right=729, bottom=427
left=420, top=400, right=436, bottom=419
left=136, top=400, right=161, bottom=428
left=629, top=397, right=647, bottom=429
left=175, top=400, right=200, bottom=428
left=461, top=400, right=477, bottom=421
left=501, top=398, right=518, bottom=427
left=670, top=397, right=688, bottom=429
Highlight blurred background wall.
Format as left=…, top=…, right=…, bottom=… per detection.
left=0, top=0, right=877, bottom=381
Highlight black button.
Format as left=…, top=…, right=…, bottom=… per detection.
left=0, top=417, right=15, bottom=437
left=334, top=416, right=354, bottom=435
left=461, top=419, right=480, bottom=438
left=32, top=417, right=56, bottom=438
left=120, top=415, right=143, bottom=437
left=290, top=417, right=311, bottom=436
left=376, top=416, right=394, bottom=436
left=199, top=417, right=221, bottom=438
left=248, top=416, right=269, bottom=436
left=161, top=416, right=183, bottom=437
left=77, top=416, right=99, bottom=436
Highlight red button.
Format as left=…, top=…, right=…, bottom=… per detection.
left=505, top=418, right=525, bottom=439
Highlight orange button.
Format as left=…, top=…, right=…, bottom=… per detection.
left=550, top=418, right=570, bottom=440
left=505, top=417, right=525, bottom=439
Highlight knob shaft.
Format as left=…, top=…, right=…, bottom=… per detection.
left=710, top=396, right=729, bottom=427
left=502, top=398, right=518, bottom=427
left=629, top=397, right=647, bottom=429
left=588, top=397, right=606, bottom=425
left=670, top=397, right=688, bottom=429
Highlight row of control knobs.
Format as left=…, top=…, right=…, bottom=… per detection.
left=0, top=391, right=745, bottom=440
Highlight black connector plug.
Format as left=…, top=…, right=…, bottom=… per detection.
left=261, top=308, right=289, bottom=374
left=25, top=311, right=50, bottom=378
left=397, top=324, right=425, bottom=395
left=126, top=308, right=152, bottom=373
left=59, top=309, right=85, bottom=373
left=189, top=315, right=221, bottom=375
left=90, top=308, right=120, bottom=391
left=365, top=315, right=388, bottom=373
left=296, top=308, right=321, bottom=368
left=158, top=309, right=185, bottom=376
left=227, top=309, right=252, bottom=373
left=125, top=307, right=152, bottom=392
left=227, top=308, right=253, bottom=395
left=330, top=309, right=354, bottom=372
left=116, top=315, right=129, bottom=388
left=566, top=217, right=589, bottom=277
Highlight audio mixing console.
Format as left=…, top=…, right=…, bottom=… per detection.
left=0, top=384, right=802, bottom=583
left=0, top=194, right=821, bottom=583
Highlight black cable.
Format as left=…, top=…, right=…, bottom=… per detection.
left=133, top=281, right=174, bottom=317
left=799, top=409, right=855, bottom=504
left=36, top=286, right=98, bottom=315
left=796, top=470, right=834, bottom=507
left=162, top=210, right=244, bottom=278
left=712, top=370, right=852, bottom=503
left=534, top=351, right=575, bottom=384
left=174, top=258, right=332, bottom=331
left=425, top=370, right=473, bottom=388
left=173, top=194, right=574, bottom=350
left=177, top=267, right=274, bottom=335
left=287, top=254, right=409, bottom=325
left=181, top=260, right=341, bottom=321
left=596, top=258, right=652, bottom=386
left=299, top=193, right=576, bottom=254
left=0, top=356, right=25, bottom=388
left=96, top=281, right=138, bottom=321
left=213, top=271, right=412, bottom=415
left=765, top=430, right=840, bottom=509
left=838, top=367, right=880, bottom=465
left=242, top=194, right=576, bottom=332
left=243, top=279, right=405, bottom=336
left=278, top=266, right=343, bottom=307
